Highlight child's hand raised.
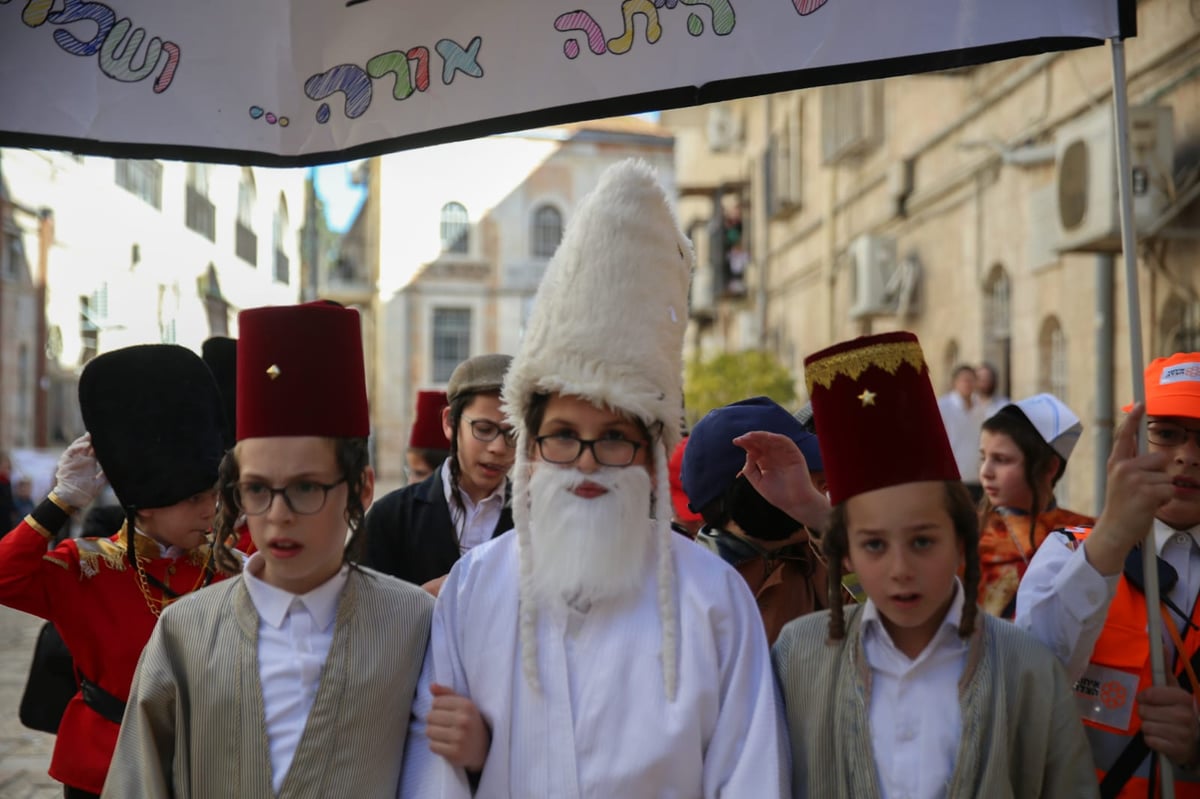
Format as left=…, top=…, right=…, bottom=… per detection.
left=1087, top=403, right=1173, bottom=575
left=733, top=431, right=830, bottom=531
left=425, top=683, right=491, bottom=773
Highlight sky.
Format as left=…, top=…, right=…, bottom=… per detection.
left=310, top=112, right=662, bottom=234
left=312, top=162, right=367, bottom=233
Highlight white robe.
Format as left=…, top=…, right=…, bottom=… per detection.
left=399, top=532, right=788, bottom=799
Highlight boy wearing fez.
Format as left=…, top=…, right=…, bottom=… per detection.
left=405, top=389, right=452, bottom=484
left=400, top=160, right=786, bottom=798
left=744, top=332, right=1095, bottom=797
left=0, top=344, right=227, bottom=798
left=105, top=302, right=434, bottom=798
left=364, top=354, right=515, bottom=593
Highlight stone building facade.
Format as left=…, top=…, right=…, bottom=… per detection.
left=661, top=0, right=1200, bottom=513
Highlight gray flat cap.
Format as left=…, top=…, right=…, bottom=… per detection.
left=447, top=354, right=512, bottom=402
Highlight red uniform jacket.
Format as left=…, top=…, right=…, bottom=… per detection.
left=0, top=519, right=222, bottom=793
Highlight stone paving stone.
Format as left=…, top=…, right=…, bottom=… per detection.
left=0, top=606, right=60, bottom=796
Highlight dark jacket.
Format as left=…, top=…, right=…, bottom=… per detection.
left=362, top=468, right=512, bottom=586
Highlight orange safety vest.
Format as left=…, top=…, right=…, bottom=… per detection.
left=1063, top=526, right=1200, bottom=798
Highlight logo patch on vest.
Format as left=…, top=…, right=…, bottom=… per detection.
left=1160, top=363, right=1200, bottom=384
left=1074, top=664, right=1138, bottom=731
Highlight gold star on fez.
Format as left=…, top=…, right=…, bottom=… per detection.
left=858, top=389, right=877, bottom=407
left=266, top=364, right=281, bottom=380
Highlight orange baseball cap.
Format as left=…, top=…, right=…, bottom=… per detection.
left=1125, top=352, right=1200, bottom=418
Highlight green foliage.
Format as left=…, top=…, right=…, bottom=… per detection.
left=684, top=349, right=798, bottom=427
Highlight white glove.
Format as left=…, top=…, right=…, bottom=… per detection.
left=52, top=433, right=108, bottom=510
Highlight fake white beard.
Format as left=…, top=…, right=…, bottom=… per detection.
left=527, top=464, right=655, bottom=608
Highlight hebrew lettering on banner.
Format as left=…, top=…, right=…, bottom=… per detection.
left=5, top=0, right=181, bottom=93
left=301, top=36, right=483, bottom=124
left=0, top=0, right=1129, bottom=164
left=555, top=0, right=743, bottom=61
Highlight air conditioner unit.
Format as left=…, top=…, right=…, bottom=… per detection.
left=847, top=234, right=897, bottom=320
left=1053, top=104, right=1174, bottom=253
left=707, top=105, right=741, bottom=153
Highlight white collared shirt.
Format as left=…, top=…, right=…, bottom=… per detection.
left=243, top=553, right=349, bottom=793
left=861, top=580, right=968, bottom=799
left=1016, top=518, right=1200, bottom=680
left=440, top=459, right=507, bottom=553
left=936, top=392, right=988, bottom=486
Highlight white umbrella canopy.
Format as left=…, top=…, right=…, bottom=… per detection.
left=0, top=0, right=1131, bottom=166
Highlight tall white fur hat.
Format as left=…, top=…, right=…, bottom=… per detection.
left=504, top=159, right=693, bottom=702
left=503, top=158, right=692, bottom=450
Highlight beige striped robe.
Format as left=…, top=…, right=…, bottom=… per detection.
left=772, top=605, right=1099, bottom=798
left=102, top=567, right=433, bottom=799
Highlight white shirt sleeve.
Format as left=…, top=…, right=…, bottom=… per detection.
left=398, top=568, right=474, bottom=799
left=1013, top=530, right=1121, bottom=681
left=701, top=577, right=789, bottom=798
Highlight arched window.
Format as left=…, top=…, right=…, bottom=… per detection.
left=531, top=204, right=563, bottom=258
left=1158, top=294, right=1200, bottom=356
left=186, top=163, right=210, bottom=196
left=235, top=168, right=258, bottom=264
left=202, top=263, right=229, bottom=336
left=983, top=264, right=1011, bottom=398
left=273, top=194, right=291, bottom=284
left=440, top=202, right=470, bottom=254
left=942, top=339, right=960, bottom=392
left=184, top=163, right=215, bottom=240
left=1038, top=316, right=1068, bottom=401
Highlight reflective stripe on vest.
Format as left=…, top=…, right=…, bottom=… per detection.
left=1061, top=526, right=1200, bottom=797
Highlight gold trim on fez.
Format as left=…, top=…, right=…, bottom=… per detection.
left=805, top=340, right=926, bottom=393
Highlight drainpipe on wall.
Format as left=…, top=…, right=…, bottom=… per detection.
left=1094, top=253, right=1115, bottom=515
left=0, top=195, right=7, bottom=451
left=757, top=96, right=772, bottom=350
left=34, top=208, right=53, bottom=449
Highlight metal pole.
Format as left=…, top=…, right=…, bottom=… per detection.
left=1095, top=254, right=1114, bottom=515
left=1109, top=36, right=1175, bottom=797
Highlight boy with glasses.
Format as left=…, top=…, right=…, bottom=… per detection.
left=1017, top=352, right=1200, bottom=796
left=400, top=160, right=785, bottom=797
left=105, top=301, right=433, bottom=797
left=364, top=354, right=515, bottom=594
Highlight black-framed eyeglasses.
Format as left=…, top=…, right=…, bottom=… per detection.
left=1147, top=422, right=1200, bottom=449
left=534, top=434, right=644, bottom=467
left=232, top=478, right=347, bottom=516
left=463, top=415, right=518, bottom=448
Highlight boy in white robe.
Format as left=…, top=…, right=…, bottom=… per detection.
left=104, top=302, right=434, bottom=798
left=399, top=159, right=788, bottom=798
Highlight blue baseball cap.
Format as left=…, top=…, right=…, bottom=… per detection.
left=681, top=396, right=823, bottom=513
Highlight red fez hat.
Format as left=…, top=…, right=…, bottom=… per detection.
left=804, top=331, right=958, bottom=505
left=236, top=301, right=369, bottom=439
left=410, top=390, right=451, bottom=450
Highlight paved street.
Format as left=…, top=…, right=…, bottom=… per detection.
left=0, top=606, right=60, bottom=798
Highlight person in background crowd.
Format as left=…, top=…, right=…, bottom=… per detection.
left=406, top=390, right=451, bottom=484
left=759, top=331, right=1096, bottom=798
left=684, top=396, right=835, bottom=644
left=400, top=159, right=787, bottom=798
left=104, top=301, right=434, bottom=798
left=363, top=354, right=515, bottom=594
left=0, top=451, right=16, bottom=530
left=938, top=364, right=988, bottom=502
left=667, top=435, right=703, bottom=538
left=977, top=393, right=1093, bottom=618
left=1017, top=351, right=1200, bottom=797
left=0, top=344, right=228, bottom=799
left=12, top=476, right=34, bottom=520
left=976, top=361, right=1009, bottom=419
